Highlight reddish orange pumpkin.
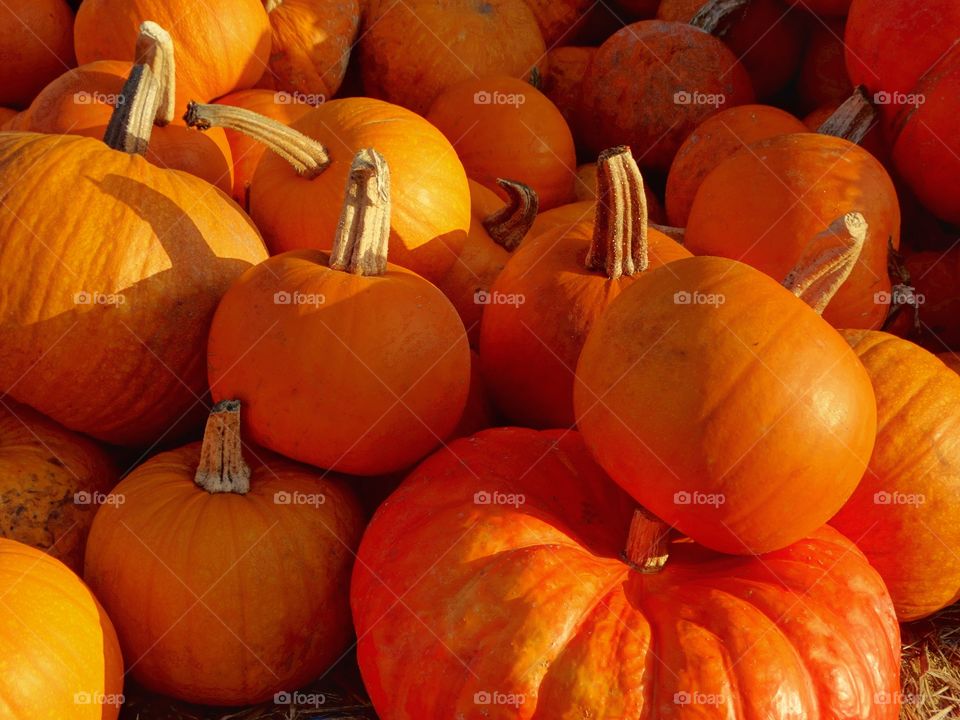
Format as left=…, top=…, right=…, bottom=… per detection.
left=0, top=107, right=18, bottom=128
left=208, top=150, right=470, bottom=476
left=788, top=0, right=850, bottom=15
left=85, top=401, right=365, bottom=705
left=480, top=147, right=690, bottom=428
left=832, top=331, right=960, bottom=620
left=580, top=20, right=754, bottom=172
left=797, top=18, right=852, bottom=114
left=541, top=46, right=594, bottom=142
left=0, top=0, right=75, bottom=108
left=887, top=246, right=960, bottom=352
left=352, top=428, right=901, bottom=719
left=427, top=76, right=576, bottom=211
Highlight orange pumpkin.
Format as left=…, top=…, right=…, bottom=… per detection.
left=803, top=88, right=888, bottom=162
left=359, top=0, right=545, bottom=115
left=887, top=246, right=960, bottom=353
left=0, top=0, right=75, bottom=108
left=426, top=76, right=576, bottom=211
left=257, top=0, right=360, bottom=99
left=208, top=150, right=470, bottom=476
left=940, top=352, right=960, bottom=374
left=74, top=0, right=271, bottom=102
left=523, top=0, right=593, bottom=45
left=480, top=147, right=690, bottom=428
left=0, top=107, right=18, bottom=128
left=0, top=67, right=268, bottom=445
left=685, top=132, right=900, bottom=329
left=541, top=46, right=594, bottom=142
left=797, top=18, right=852, bottom=114
left=186, top=97, right=470, bottom=284
left=2, top=539, right=125, bottom=719
left=665, top=104, right=806, bottom=227
left=449, top=350, right=497, bottom=440
left=832, top=332, right=960, bottom=620
left=84, top=401, right=365, bottom=705
left=575, top=214, right=878, bottom=554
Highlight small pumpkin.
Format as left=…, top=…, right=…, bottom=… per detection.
left=540, top=46, right=594, bottom=143
left=0, top=0, right=75, bottom=108
left=797, top=18, right=852, bottom=114
left=480, top=147, right=690, bottom=428
left=1, top=539, right=124, bottom=720
left=575, top=214, right=878, bottom=554
left=208, top=149, right=470, bottom=476
left=352, top=427, right=902, bottom=719
left=84, top=400, right=365, bottom=705
left=359, top=0, right=545, bottom=115
left=426, top=76, right=576, bottom=211
left=831, top=331, right=960, bottom=621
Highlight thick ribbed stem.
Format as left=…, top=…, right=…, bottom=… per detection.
left=103, top=64, right=160, bottom=155
left=482, top=179, right=538, bottom=251
left=194, top=400, right=251, bottom=494
left=330, top=148, right=391, bottom=276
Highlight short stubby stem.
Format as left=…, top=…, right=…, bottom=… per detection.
left=623, top=507, right=670, bottom=574
left=195, top=400, right=251, bottom=494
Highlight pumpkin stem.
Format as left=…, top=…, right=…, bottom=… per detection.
left=195, top=400, right=251, bottom=494
left=183, top=101, right=330, bottom=178
left=329, top=148, right=391, bottom=276
left=623, top=507, right=670, bottom=573
left=782, top=212, right=868, bottom=314
left=585, top=146, right=649, bottom=280
left=264, top=0, right=283, bottom=11
left=103, top=64, right=161, bottom=155
left=134, top=21, right=175, bottom=126
left=482, top=179, right=539, bottom=251
left=689, top=0, right=751, bottom=37
left=817, top=86, right=877, bottom=145
left=652, top=223, right=685, bottom=245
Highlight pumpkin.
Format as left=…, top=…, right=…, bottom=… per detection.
left=0, top=0, right=75, bottom=108
left=658, top=0, right=806, bottom=100
left=541, top=47, right=594, bottom=143
left=572, top=163, right=667, bottom=223
left=449, top=350, right=497, bottom=440
left=1, top=539, right=125, bottom=719
left=940, top=352, right=960, bottom=374
left=685, top=132, right=899, bottom=329
left=580, top=20, right=754, bottom=172
left=787, top=0, right=850, bottom=15
left=256, top=0, right=360, bottom=99
left=523, top=0, right=594, bottom=45
left=831, top=331, right=960, bottom=621
left=797, top=18, right=852, bottom=114
left=0, top=402, right=117, bottom=573
left=214, top=88, right=312, bottom=208
left=352, top=427, right=902, bottom=719
left=665, top=104, right=806, bottom=227
left=426, top=76, right=576, bottom=211
left=0, top=66, right=268, bottom=445
left=804, top=87, right=887, bottom=161
left=359, top=0, right=545, bottom=115
left=575, top=214, right=878, bottom=554
left=12, top=23, right=234, bottom=193
left=0, top=107, right=18, bottom=128
left=435, top=179, right=538, bottom=347
left=185, top=96, right=470, bottom=284
left=207, top=149, right=470, bottom=476
left=74, top=0, right=271, bottom=102
left=480, top=147, right=690, bottom=428
left=84, top=400, right=364, bottom=705
left=887, top=246, right=960, bottom=352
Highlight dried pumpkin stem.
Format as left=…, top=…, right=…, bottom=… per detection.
left=817, top=86, right=877, bottom=145
left=195, top=400, right=251, bottom=495
left=690, top=0, right=751, bottom=37
left=134, top=21, right=175, bottom=126
left=585, top=146, right=649, bottom=280
left=330, top=148, right=391, bottom=276
left=264, top=0, right=283, bottom=11
left=103, top=64, right=161, bottom=155
left=782, top=212, right=868, bottom=314
left=482, top=179, right=539, bottom=251
left=623, top=507, right=670, bottom=574
left=183, top=102, right=330, bottom=177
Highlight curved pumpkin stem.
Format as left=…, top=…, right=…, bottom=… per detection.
left=817, top=86, right=877, bottom=146
left=782, top=212, right=868, bottom=314
left=103, top=64, right=161, bottom=155
left=690, top=0, right=750, bottom=37
left=585, top=146, right=649, bottom=280
left=195, top=400, right=251, bottom=495
left=623, top=507, right=670, bottom=574
left=482, top=179, right=539, bottom=251
left=134, top=21, right=175, bottom=126
left=183, top=102, right=330, bottom=178
left=330, top=148, right=391, bottom=276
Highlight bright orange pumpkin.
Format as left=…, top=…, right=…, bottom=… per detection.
left=84, top=401, right=365, bottom=705
left=0, top=0, right=75, bottom=108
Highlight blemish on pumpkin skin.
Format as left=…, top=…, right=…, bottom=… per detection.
left=476, top=1, right=495, bottom=14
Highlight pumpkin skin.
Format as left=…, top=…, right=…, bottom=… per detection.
left=574, top=256, right=878, bottom=554
left=541, top=47, right=594, bottom=142
left=74, top=0, right=271, bottom=102
left=449, top=350, right=497, bottom=440
left=797, top=18, right=852, bottom=115
left=787, top=0, right=849, bottom=15
left=84, top=410, right=365, bottom=705
left=0, top=402, right=117, bottom=574
left=0, top=133, right=268, bottom=445
left=1, top=539, right=125, bottom=720
left=665, top=104, right=806, bottom=227
left=352, top=428, right=902, bottom=720
left=426, top=76, right=576, bottom=211
left=685, top=133, right=900, bottom=329
left=0, top=107, right=17, bottom=128
left=0, top=0, right=75, bottom=108
left=831, top=331, right=960, bottom=621
left=523, top=0, right=594, bottom=45
left=580, top=20, right=754, bottom=173
left=360, top=0, right=545, bottom=116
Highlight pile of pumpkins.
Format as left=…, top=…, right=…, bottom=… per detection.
left=1, top=0, right=958, bottom=717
